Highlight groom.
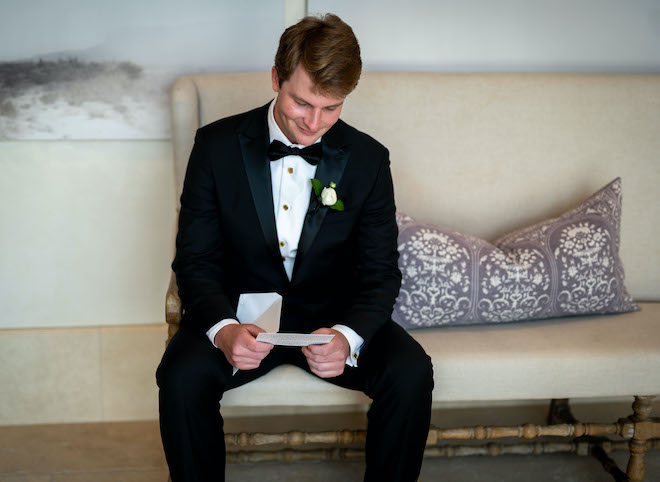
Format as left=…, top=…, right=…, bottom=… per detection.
left=157, top=14, right=433, bottom=482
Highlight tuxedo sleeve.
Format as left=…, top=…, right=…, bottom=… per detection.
left=172, top=128, right=236, bottom=333
left=342, top=148, right=402, bottom=344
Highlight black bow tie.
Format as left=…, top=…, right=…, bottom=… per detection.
left=267, top=140, right=323, bottom=165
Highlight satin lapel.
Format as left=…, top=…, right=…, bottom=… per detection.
left=237, top=106, right=285, bottom=278
left=293, top=140, right=349, bottom=278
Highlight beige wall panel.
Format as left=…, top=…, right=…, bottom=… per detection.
left=0, top=328, right=102, bottom=425
left=0, top=325, right=171, bottom=425
left=101, top=325, right=167, bottom=421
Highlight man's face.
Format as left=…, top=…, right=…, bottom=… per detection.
left=271, top=64, right=344, bottom=146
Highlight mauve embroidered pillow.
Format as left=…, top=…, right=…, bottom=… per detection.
left=393, top=178, right=639, bottom=329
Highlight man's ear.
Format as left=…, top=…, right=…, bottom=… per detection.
left=271, top=67, right=280, bottom=93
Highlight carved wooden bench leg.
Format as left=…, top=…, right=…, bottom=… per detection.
left=547, top=398, right=627, bottom=481
left=626, top=395, right=657, bottom=482
left=554, top=394, right=660, bottom=482
left=548, top=398, right=577, bottom=424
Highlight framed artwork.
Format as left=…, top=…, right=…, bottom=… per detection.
left=0, top=0, right=282, bottom=140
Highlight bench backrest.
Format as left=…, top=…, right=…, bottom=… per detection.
left=170, top=72, right=660, bottom=301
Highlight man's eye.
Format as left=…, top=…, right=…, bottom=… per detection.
left=296, top=101, right=308, bottom=107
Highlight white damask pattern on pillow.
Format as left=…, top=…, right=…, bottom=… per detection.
left=393, top=178, right=639, bottom=329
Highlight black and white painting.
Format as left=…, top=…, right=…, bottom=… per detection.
left=0, top=0, right=282, bottom=139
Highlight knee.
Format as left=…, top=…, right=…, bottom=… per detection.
left=157, top=350, right=202, bottom=394
left=156, top=336, right=228, bottom=399
left=400, top=350, right=434, bottom=395
left=379, top=348, right=434, bottom=402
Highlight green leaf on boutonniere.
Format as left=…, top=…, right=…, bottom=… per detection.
left=331, top=199, right=345, bottom=211
left=311, top=178, right=323, bottom=196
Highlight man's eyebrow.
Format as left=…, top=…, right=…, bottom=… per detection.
left=292, top=95, right=343, bottom=109
left=324, top=101, right=345, bottom=109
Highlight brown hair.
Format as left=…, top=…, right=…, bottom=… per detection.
left=274, top=14, right=362, bottom=98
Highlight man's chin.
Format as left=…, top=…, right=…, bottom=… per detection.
left=296, top=129, right=322, bottom=146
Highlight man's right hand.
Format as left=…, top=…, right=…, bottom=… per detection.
left=214, top=324, right=273, bottom=370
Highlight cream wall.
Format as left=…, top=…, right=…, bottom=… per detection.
left=0, top=140, right=175, bottom=424
left=313, top=0, right=660, bottom=72
left=0, top=140, right=176, bottom=329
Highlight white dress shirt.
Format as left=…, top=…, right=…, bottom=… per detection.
left=206, top=97, right=364, bottom=367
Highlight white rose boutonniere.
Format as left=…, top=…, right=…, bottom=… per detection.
left=311, top=179, right=344, bottom=211
left=320, top=186, right=337, bottom=206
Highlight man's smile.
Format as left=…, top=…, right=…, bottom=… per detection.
left=298, top=125, right=316, bottom=136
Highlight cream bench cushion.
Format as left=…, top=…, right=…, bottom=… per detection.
left=222, top=302, right=660, bottom=407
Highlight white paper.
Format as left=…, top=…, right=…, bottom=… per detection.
left=236, top=292, right=282, bottom=333
left=256, top=333, right=334, bottom=347
left=232, top=292, right=282, bottom=376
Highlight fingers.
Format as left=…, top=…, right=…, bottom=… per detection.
left=231, top=355, right=265, bottom=370
left=304, top=355, right=345, bottom=378
left=219, top=324, right=273, bottom=371
left=234, top=345, right=271, bottom=361
left=302, top=345, right=345, bottom=363
left=306, top=330, right=340, bottom=356
left=306, top=342, right=333, bottom=356
left=231, top=332, right=272, bottom=361
left=301, top=327, right=350, bottom=379
left=227, top=346, right=270, bottom=370
left=241, top=325, right=273, bottom=353
left=310, top=367, right=344, bottom=378
left=302, top=343, right=346, bottom=379
left=244, top=324, right=267, bottom=336
left=306, top=335, right=345, bottom=356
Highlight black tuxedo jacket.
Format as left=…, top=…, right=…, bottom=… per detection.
left=173, top=102, right=401, bottom=345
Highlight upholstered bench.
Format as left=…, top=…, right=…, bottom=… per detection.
left=166, top=72, right=660, bottom=480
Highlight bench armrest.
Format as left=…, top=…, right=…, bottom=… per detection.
left=165, top=271, right=182, bottom=342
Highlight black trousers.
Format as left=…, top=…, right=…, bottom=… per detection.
left=157, top=320, right=433, bottom=482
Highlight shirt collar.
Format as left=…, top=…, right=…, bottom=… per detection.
left=268, top=96, right=322, bottom=148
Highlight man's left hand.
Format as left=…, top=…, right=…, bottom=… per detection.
left=302, top=328, right=350, bottom=378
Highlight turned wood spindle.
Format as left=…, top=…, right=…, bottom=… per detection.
left=626, top=395, right=656, bottom=482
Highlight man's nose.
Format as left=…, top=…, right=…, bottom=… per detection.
left=305, top=109, right=321, bottom=131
